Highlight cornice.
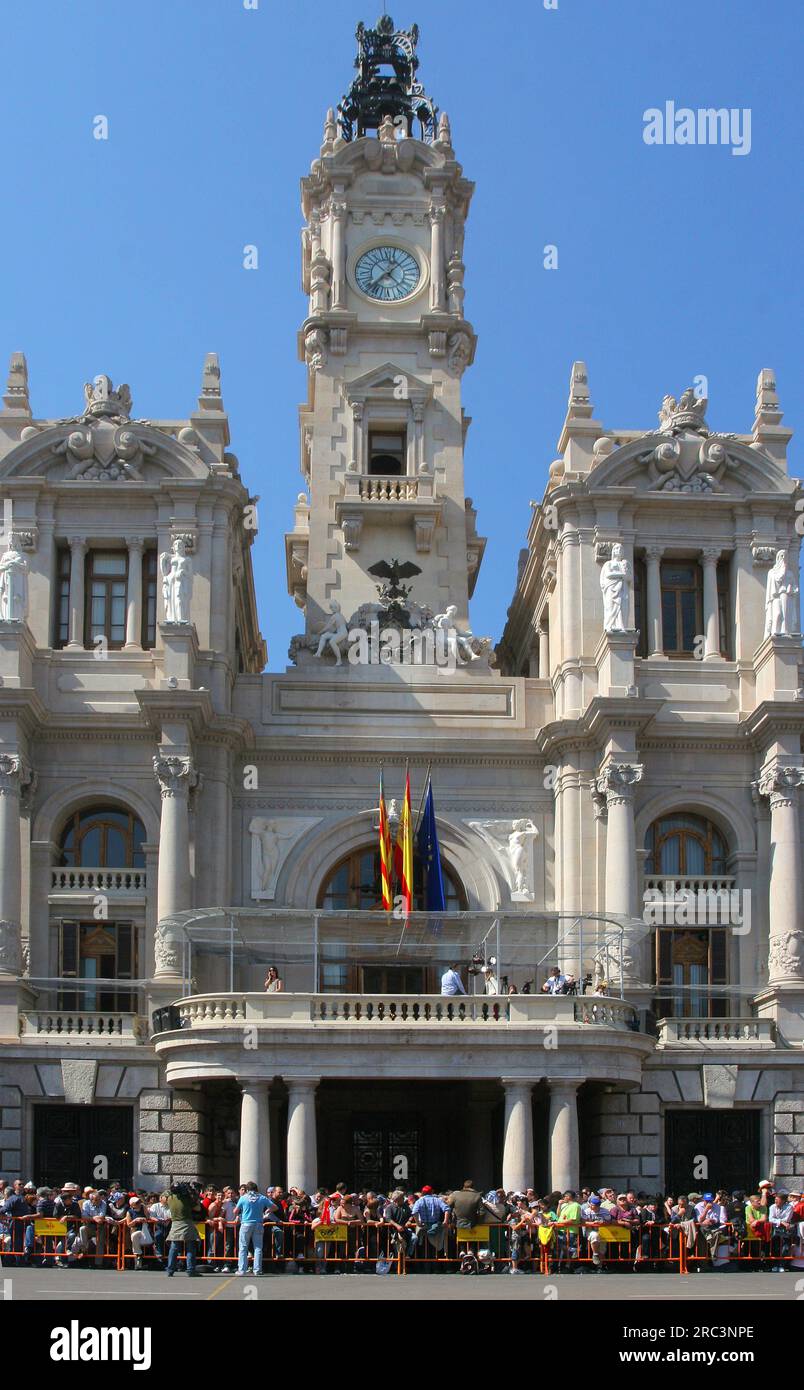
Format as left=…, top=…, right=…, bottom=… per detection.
left=0, top=689, right=49, bottom=736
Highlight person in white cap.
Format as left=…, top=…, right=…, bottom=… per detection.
left=125, top=1196, right=154, bottom=1270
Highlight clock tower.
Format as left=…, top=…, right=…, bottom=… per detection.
left=286, top=14, right=487, bottom=664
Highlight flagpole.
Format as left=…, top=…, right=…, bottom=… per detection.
left=413, top=760, right=432, bottom=836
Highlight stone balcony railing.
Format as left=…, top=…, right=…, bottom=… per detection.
left=49, top=867, right=148, bottom=895
left=335, top=469, right=441, bottom=552
left=20, top=1011, right=147, bottom=1044
left=357, top=475, right=421, bottom=502
left=166, top=991, right=640, bottom=1032
left=656, top=1017, right=776, bottom=1046
left=643, top=874, right=736, bottom=898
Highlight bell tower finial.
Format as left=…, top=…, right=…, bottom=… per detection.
left=337, top=16, right=438, bottom=143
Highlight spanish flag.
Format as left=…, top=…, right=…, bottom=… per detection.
left=378, top=768, right=393, bottom=911
left=394, top=766, right=414, bottom=916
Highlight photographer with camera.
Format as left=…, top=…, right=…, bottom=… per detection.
left=165, top=1182, right=203, bottom=1277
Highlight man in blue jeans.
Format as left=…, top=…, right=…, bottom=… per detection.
left=235, top=1182, right=274, bottom=1276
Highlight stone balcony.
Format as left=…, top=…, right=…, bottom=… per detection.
left=49, top=866, right=148, bottom=902
left=20, top=1009, right=147, bottom=1044
left=335, top=469, right=442, bottom=552
left=656, top=1016, right=776, bottom=1047
left=152, top=989, right=654, bottom=1089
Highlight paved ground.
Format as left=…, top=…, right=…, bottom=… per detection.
left=2, top=1267, right=799, bottom=1300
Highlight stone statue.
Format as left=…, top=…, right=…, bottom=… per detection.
left=0, top=534, right=29, bottom=622
left=469, top=818, right=540, bottom=901
left=764, top=547, right=799, bottom=638
left=432, top=605, right=479, bottom=663
left=600, top=543, right=631, bottom=632
left=314, top=600, right=350, bottom=665
left=249, top=818, right=297, bottom=894
left=160, top=537, right=193, bottom=624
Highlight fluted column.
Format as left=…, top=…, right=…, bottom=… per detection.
left=0, top=755, right=31, bottom=976
left=645, top=545, right=664, bottom=656
left=153, top=754, right=198, bottom=975
left=330, top=196, right=347, bottom=308
left=124, top=538, right=144, bottom=650
left=757, top=765, right=804, bottom=984
left=66, top=537, right=86, bottom=649
left=501, top=1079, right=535, bottom=1192
left=702, top=547, right=721, bottom=659
left=239, top=1082, right=271, bottom=1189
left=547, top=1082, right=580, bottom=1192
left=597, top=762, right=644, bottom=986
left=428, top=204, right=446, bottom=311
left=286, top=1078, right=319, bottom=1194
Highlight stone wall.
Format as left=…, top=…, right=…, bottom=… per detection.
left=138, top=1089, right=211, bottom=1185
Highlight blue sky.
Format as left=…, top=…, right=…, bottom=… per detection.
left=2, top=0, right=802, bottom=668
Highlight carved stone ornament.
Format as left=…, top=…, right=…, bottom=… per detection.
left=153, top=755, right=199, bottom=799
left=53, top=378, right=156, bottom=481
left=248, top=816, right=322, bottom=900
left=0, top=535, right=29, bottom=622
left=0, top=753, right=34, bottom=797
left=153, top=923, right=181, bottom=974
left=756, top=764, right=804, bottom=806
left=768, top=930, right=804, bottom=981
left=304, top=328, right=328, bottom=372
left=596, top=763, right=644, bottom=804
left=599, top=543, right=632, bottom=632
left=467, top=819, right=539, bottom=901
left=447, top=331, right=472, bottom=377
left=658, top=387, right=709, bottom=436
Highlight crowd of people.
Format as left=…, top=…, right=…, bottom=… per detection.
left=2, top=1174, right=803, bottom=1275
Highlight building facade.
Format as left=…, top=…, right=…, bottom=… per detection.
left=1, top=17, right=803, bottom=1200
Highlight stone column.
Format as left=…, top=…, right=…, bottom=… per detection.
left=428, top=204, right=446, bottom=311
left=597, top=763, right=644, bottom=985
left=757, top=765, right=804, bottom=985
left=239, top=1081, right=271, bottom=1189
left=153, top=755, right=198, bottom=974
left=547, top=1081, right=580, bottom=1192
left=702, top=547, right=721, bottom=660
left=0, top=754, right=31, bottom=976
left=501, top=1079, right=535, bottom=1192
left=286, top=1078, right=319, bottom=1193
left=330, top=197, right=347, bottom=309
left=412, top=402, right=425, bottom=473
left=645, top=545, right=664, bottom=656
left=124, top=538, right=144, bottom=650
left=537, top=624, right=550, bottom=679
left=66, top=537, right=86, bottom=649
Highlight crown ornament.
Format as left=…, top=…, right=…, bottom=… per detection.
left=658, top=387, right=708, bottom=436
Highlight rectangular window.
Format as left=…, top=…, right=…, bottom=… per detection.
left=661, top=562, right=702, bottom=656
left=142, top=548, right=157, bottom=649
left=368, top=429, right=406, bottom=476
left=56, top=920, right=137, bottom=1012
left=54, top=547, right=71, bottom=647
left=86, top=551, right=128, bottom=650
left=655, top=925, right=728, bottom=1019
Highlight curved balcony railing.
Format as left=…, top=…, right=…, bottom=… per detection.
left=166, top=991, right=640, bottom=1032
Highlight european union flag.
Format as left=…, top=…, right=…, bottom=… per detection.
left=417, top=778, right=446, bottom=912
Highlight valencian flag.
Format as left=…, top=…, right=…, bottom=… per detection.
left=394, top=765, right=414, bottom=915
left=416, top=774, right=446, bottom=911
left=378, top=768, right=393, bottom=911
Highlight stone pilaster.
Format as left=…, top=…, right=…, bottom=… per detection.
left=153, top=754, right=199, bottom=978
left=597, top=762, right=644, bottom=987
left=0, top=754, right=33, bottom=977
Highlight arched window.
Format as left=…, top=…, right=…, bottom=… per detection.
left=317, top=845, right=466, bottom=912
left=58, top=806, right=146, bottom=869
left=644, top=813, right=727, bottom=876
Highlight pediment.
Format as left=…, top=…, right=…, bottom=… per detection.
left=586, top=431, right=796, bottom=498
left=344, top=361, right=431, bottom=406
left=0, top=419, right=210, bottom=484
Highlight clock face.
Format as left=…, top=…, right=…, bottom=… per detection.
left=354, top=245, right=421, bottom=302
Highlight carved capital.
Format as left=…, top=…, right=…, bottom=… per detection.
left=756, top=765, right=804, bottom=808
left=701, top=546, right=721, bottom=566
left=596, top=763, right=643, bottom=805
left=153, top=754, right=199, bottom=800
left=0, top=754, right=33, bottom=797
left=644, top=544, right=664, bottom=563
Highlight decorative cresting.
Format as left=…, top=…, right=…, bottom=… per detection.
left=338, top=15, right=438, bottom=142
left=596, top=763, right=645, bottom=984
left=153, top=755, right=200, bottom=973
left=50, top=374, right=156, bottom=481
left=0, top=753, right=34, bottom=975
left=756, top=765, right=804, bottom=985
